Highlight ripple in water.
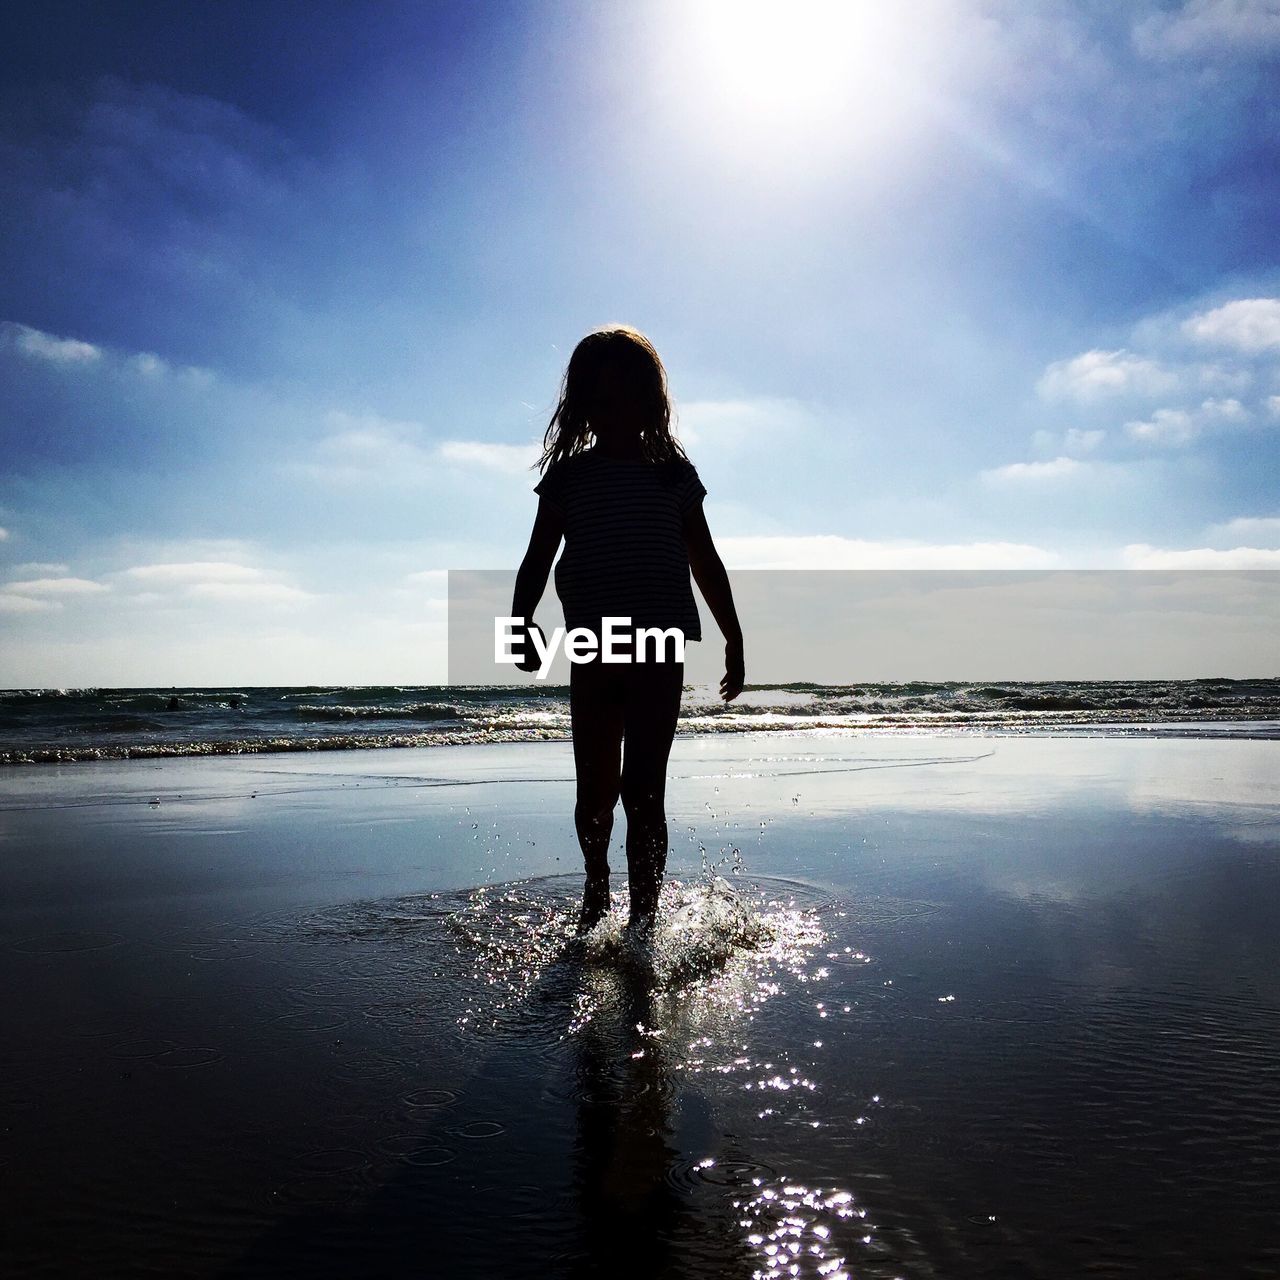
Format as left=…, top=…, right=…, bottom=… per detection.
left=12, top=929, right=126, bottom=954
left=375, top=1134, right=458, bottom=1167
left=453, top=1120, right=505, bottom=1139
left=402, top=1087, right=458, bottom=1110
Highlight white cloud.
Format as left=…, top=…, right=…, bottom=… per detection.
left=1036, top=349, right=1178, bottom=402
left=1031, top=296, right=1280, bottom=467
left=1201, top=396, right=1249, bottom=421
left=300, top=412, right=547, bottom=485
left=0, top=527, right=8, bottom=541
left=3, top=576, right=109, bottom=596
left=404, top=569, right=449, bottom=588
left=296, top=412, right=436, bottom=484
left=4, top=321, right=102, bottom=365
left=130, top=352, right=167, bottom=377
left=178, top=365, right=215, bottom=387
left=303, top=404, right=807, bottom=489
left=1, top=319, right=213, bottom=385
left=437, top=440, right=541, bottom=473
left=1183, top=298, right=1280, bottom=353
left=320, top=412, right=425, bottom=451
left=12, top=561, right=68, bottom=574
left=1206, top=515, right=1280, bottom=544
left=716, top=535, right=1060, bottom=570
left=187, top=581, right=313, bottom=604
left=115, top=537, right=258, bottom=563
left=1124, top=407, right=1196, bottom=445
left=1064, top=427, right=1105, bottom=454
left=1029, top=427, right=1103, bottom=456
left=676, top=397, right=816, bottom=450
left=1123, top=542, right=1280, bottom=569
left=0, top=593, right=60, bottom=614
left=1134, top=0, right=1280, bottom=60
left=1189, top=361, right=1253, bottom=394
left=1125, top=397, right=1250, bottom=446
left=114, top=559, right=313, bottom=605
left=981, top=455, right=1084, bottom=483
left=121, top=561, right=267, bottom=585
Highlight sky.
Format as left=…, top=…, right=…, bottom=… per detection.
left=1, top=0, right=1279, bottom=686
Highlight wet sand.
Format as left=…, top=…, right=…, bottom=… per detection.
left=3, top=733, right=1279, bottom=1278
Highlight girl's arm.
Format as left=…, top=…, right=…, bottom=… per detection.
left=683, top=503, right=745, bottom=702
left=511, top=497, right=564, bottom=673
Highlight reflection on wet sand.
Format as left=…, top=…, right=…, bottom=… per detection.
left=568, top=952, right=693, bottom=1278
left=6, top=735, right=1279, bottom=1277
left=221, top=874, right=834, bottom=1277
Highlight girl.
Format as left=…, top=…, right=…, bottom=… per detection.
left=511, top=325, right=745, bottom=935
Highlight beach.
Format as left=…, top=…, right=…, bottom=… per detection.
left=4, top=730, right=1278, bottom=1278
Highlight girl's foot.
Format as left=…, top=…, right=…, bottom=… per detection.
left=576, top=877, right=611, bottom=934
left=626, top=878, right=661, bottom=936
left=625, top=908, right=657, bottom=940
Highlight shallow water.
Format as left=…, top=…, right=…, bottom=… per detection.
left=3, top=735, right=1279, bottom=1277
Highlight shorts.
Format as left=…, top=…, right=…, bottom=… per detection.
left=568, top=650, right=685, bottom=707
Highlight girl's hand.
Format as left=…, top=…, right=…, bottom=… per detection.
left=514, top=621, right=546, bottom=674
left=720, top=644, right=744, bottom=703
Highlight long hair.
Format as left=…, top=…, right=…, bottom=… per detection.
left=536, top=324, right=689, bottom=472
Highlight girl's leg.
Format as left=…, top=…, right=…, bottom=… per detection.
left=569, top=656, right=625, bottom=929
left=619, top=658, right=684, bottom=925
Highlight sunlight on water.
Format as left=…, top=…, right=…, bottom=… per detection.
left=735, top=1179, right=873, bottom=1280
left=444, top=872, right=828, bottom=1046
left=435, top=870, right=887, bottom=1275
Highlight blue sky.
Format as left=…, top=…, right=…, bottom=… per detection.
left=2, top=0, right=1279, bottom=685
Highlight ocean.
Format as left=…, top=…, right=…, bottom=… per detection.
left=3, top=677, right=1279, bottom=764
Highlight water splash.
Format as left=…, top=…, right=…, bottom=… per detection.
left=443, top=874, right=826, bottom=1046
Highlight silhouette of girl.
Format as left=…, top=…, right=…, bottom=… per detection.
left=512, top=325, right=744, bottom=935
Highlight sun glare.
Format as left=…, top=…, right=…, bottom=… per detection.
left=694, top=1, right=894, bottom=118
left=648, top=0, right=941, bottom=176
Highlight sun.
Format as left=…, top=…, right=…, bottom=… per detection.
left=689, top=0, right=897, bottom=122
left=642, top=0, right=934, bottom=174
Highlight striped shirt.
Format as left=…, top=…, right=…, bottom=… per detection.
left=534, top=447, right=707, bottom=643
